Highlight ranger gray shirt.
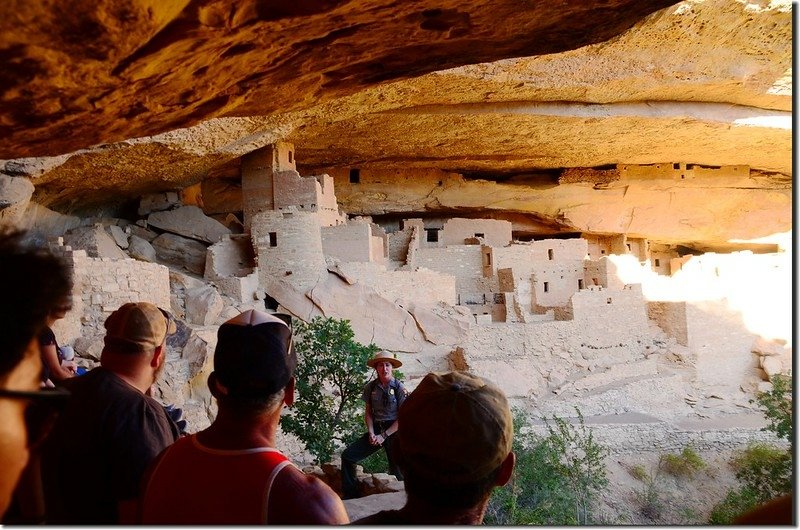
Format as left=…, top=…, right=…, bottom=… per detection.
left=362, top=378, right=407, bottom=422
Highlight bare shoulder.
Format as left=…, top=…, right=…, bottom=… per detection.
left=268, top=464, right=349, bottom=524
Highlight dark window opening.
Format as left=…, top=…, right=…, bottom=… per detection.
left=626, top=243, right=632, bottom=251
left=425, top=229, right=438, bottom=243
left=475, top=233, right=484, bottom=238
left=673, top=163, right=680, bottom=169
left=578, top=279, right=584, bottom=289
left=600, top=249, right=606, bottom=255
left=655, top=258, right=661, bottom=266
left=282, top=212, right=293, bottom=218
left=606, top=298, right=612, bottom=304
left=288, top=150, right=293, bottom=164
left=349, top=168, right=361, bottom=184
left=548, top=249, right=554, bottom=260
left=543, top=282, right=549, bottom=293
left=269, top=232, right=277, bottom=247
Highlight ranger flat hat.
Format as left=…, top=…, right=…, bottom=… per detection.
left=366, top=350, right=402, bottom=369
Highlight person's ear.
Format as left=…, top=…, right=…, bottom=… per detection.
left=495, top=452, right=516, bottom=487
left=150, top=345, right=164, bottom=368
left=208, top=372, right=228, bottom=398
left=283, top=377, right=296, bottom=407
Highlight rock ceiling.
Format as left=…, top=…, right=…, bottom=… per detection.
left=0, top=0, right=792, bottom=251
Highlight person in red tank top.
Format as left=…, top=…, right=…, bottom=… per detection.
left=139, top=309, right=348, bottom=524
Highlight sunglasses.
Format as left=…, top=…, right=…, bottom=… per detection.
left=0, top=387, right=70, bottom=449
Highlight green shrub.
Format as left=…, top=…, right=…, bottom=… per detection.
left=485, top=407, right=609, bottom=525
left=709, top=373, right=792, bottom=523
left=732, top=443, right=792, bottom=503
left=630, top=464, right=648, bottom=482
left=708, top=487, right=759, bottom=524
left=280, top=317, right=379, bottom=463
left=661, top=446, right=706, bottom=478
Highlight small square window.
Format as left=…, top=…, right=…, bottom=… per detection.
left=426, top=229, right=438, bottom=243
left=655, top=258, right=660, bottom=266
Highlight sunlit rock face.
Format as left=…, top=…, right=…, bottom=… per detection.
left=0, top=0, right=676, bottom=158
left=0, top=0, right=792, bottom=253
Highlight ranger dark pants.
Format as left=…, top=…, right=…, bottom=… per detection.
left=341, top=419, right=403, bottom=499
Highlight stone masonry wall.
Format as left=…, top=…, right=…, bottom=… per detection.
left=336, top=262, right=457, bottom=305
left=493, top=238, right=588, bottom=278
left=273, top=170, right=322, bottom=212
left=531, top=260, right=584, bottom=310
left=386, top=226, right=413, bottom=262
left=321, top=222, right=373, bottom=263
left=525, top=422, right=782, bottom=455
left=59, top=249, right=171, bottom=343
left=441, top=217, right=512, bottom=247
left=413, top=245, right=497, bottom=293
left=569, top=284, right=649, bottom=339
left=647, top=301, right=688, bottom=346
left=251, top=210, right=326, bottom=292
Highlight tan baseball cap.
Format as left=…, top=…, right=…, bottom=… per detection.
left=398, top=371, right=513, bottom=485
left=104, top=302, right=176, bottom=352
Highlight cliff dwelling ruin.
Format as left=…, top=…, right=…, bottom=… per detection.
left=0, top=0, right=792, bottom=524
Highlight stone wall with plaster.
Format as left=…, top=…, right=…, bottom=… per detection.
left=322, top=222, right=376, bottom=263
left=412, top=245, right=497, bottom=293
left=204, top=235, right=255, bottom=280
left=53, top=248, right=171, bottom=344
left=569, top=284, right=649, bottom=337
left=440, top=217, right=512, bottom=247
left=492, top=238, right=588, bottom=277
left=647, top=301, right=688, bottom=346
left=583, top=234, right=625, bottom=260
left=531, top=261, right=584, bottom=310
left=251, top=210, right=326, bottom=291
left=336, top=262, right=457, bottom=305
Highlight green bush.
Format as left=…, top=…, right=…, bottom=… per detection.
left=708, top=487, right=759, bottom=524
left=709, top=373, right=792, bottom=523
left=484, top=407, right=609, bottom=525
left=630, top=464, right=648, bottom=482
left=661, top=446, right=706, bottom=478
left=732, top=443, right=792, bottom=504
left=280, top=317, right=379, bottom=464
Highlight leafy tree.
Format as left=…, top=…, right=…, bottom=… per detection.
left=485, top=407, right=609, bottom=525
left=543, top=407, right=610, bottom=524
left=280, top=317, right=378, bottom=463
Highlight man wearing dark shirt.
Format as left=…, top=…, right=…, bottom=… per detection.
left=41, top=302, right=179, bottom=524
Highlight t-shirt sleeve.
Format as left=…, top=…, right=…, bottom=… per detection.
left=107, top=399, right=178, bottom=501
left=38, top=327, right=56, bottom=347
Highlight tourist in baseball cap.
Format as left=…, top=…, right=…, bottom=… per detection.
left=140, top=309, right=348, bottom=524
left=353, top=371, right=515, bottom=525
left=40, top=301, right=180, bottom=524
